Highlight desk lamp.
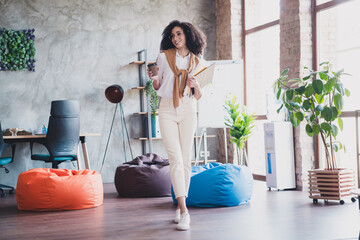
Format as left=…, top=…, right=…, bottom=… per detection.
left=101, top=85, right=133, bottom=172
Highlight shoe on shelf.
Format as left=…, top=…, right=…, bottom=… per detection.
left=174, top=209, right=181, bottom=223
left=176, top=213, right=190, bottom=231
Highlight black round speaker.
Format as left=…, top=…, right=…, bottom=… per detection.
left=105, top=85, right=124, bottom=103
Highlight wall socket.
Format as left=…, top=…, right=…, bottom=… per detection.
left=200, top=151, right=210, bottom=157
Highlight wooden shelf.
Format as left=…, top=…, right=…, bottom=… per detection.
left=134, top=137, right=162, bottom=141
left=131, top=86, right=145, bottom=90
left=130, top=61, right=155, bottom=65
left=134, top=135, right=215, bottom=141
left=133, top=112, right=158, bottom=116
left=191, top=159, right=217, bottom=163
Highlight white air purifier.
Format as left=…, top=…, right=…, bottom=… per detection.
left=264, top=122, right=296, bottom=190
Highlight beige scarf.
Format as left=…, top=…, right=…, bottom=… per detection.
left=164, top=48, right=199, bottom=108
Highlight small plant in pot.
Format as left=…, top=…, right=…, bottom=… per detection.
left=274, top=62, right=356, bottom=204
left=224, top=94, right=255, bottom=166
left=145, top=79, right=159, bottom=137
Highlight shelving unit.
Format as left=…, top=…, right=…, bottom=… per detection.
left=130, top=49, right=154, bottom=154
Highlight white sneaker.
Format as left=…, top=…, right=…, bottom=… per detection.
left=174, top=209, right=181, bottom=223
left=176, top=213, right=190, bottom=231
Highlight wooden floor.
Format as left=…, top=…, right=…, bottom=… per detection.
left=0, top=181, right=359, bottom=240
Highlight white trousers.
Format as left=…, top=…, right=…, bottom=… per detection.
left=158, top=97, right=197, bottom=198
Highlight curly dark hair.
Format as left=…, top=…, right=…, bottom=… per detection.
left=160, top=20, right=207, bottom=57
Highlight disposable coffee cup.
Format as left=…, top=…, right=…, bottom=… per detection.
left=147, top=62, right=158, bottom=77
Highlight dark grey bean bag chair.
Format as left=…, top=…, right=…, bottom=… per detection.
left=114, top=153, right=171, bottom=197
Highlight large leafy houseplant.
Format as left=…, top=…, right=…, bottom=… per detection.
left=274, top=62, right=350, bottom=170
left=224, top=94, right=255, bottom=165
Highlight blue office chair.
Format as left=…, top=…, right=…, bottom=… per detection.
left=31, top=100, right=80, bottom=169
left=0, top=122, right=16, bottom=197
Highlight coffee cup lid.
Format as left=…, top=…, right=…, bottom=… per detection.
left=147, top=62, right=157, bottom=67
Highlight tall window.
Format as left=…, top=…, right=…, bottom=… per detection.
left=316, top=0, right=360, bottom=183
left=243, top=0, right=280, bottom=176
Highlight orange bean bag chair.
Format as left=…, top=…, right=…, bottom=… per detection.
left=16, top=168, right=103, bottom=211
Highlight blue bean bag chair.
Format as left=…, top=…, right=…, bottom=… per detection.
left=172, top=162, right=254, bottom=207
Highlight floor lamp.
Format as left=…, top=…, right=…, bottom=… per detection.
left=100, top=84, right=133, bottom=172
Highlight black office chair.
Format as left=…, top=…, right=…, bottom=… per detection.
left=31, top=100, right=80, bottom=169
left=0, top=122, right=16, bottom=197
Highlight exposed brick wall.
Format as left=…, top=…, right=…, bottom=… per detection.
left=216, top=0, right=232, bottom=60
left=215, top=0, right=242, bottom=60
left=230, top=0, right=242, bottom=60
left=216, top=0, right=233, bottom=163
left=215, top=0, right=243, bottom=163
left=280, top=0, right=314, bottom=190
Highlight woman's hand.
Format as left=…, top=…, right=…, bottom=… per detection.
left=147, top=68, right=160, bottom=90
left=186, top=76, right=200, bottom=89
left=187, top=76, right=202, bottom=100
left=147, top=68, right=158, bottom=81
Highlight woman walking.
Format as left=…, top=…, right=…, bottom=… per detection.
left=148, top=20, right=207, bottom=231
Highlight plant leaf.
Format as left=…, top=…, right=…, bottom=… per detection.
left=314, top=94, right=324, bottom=104
left=334, top=69, right=344, bottom=77
left=293, top=96, right=302, bottom=103
left=321, top=122, right=332, bottom=133
left=276, top=87, right=281, bottom=100
left=303, top=75, right=311, bottom=80
left=320, top=61, right=329, bottom=66
left=295, top=112, right=304, bottom=121
left=335, top=82, right=345, bottom=95
left=331, top=106, right=338, bottom=121
left=295, top=86, right=306, bottom=94
left=319, top=72, right=328, bottom=81
left=333, top=93, right=343, bottom=110
left=281, top=68, right=289, bottom=76
left=331, top=124, right=338, bottom=137
left=304, top=85, right=314, bottom=98
left=286, top=89, right=294, bottom=101
left=290, top=101, right=302, bottom=110
left=310, top=114, right=316, bottom=122
left=338, top=118, right=343, bottom=131
left=324, top=77, right=336, bottom=93
left=312, top=123, right=320, bottom=134
left=333, top=143, right=339, bottom=152
left=290, top=112, right=299, bottom=127
left=288, top=79, right=301, bottom=84
left=345, top=88, right=350, bottom=97
left=302, top=100, right=311, bottom=110
left=315, top=105, right=323, bottom=112
left=312, top=80, right=324, bottom=94
left=305, top=124, right=314, bottom=137
left=339, top=142, right=343, bottom=150
left=321, top=106, right=333, bottom=122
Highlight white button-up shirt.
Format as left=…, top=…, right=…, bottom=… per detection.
left=155, top=50, right=200, bottom=99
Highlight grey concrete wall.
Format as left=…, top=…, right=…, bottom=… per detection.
left=0, top=0, right=216, bottom=185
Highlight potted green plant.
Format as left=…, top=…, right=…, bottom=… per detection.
left=274, top=62, right=355, bottom=204
left=224, top=94, right=256, bottom=165
left=145, top=79, right=159, bottom=137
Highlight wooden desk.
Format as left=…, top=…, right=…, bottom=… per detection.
left=3, top=133, right=100, bottom=170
